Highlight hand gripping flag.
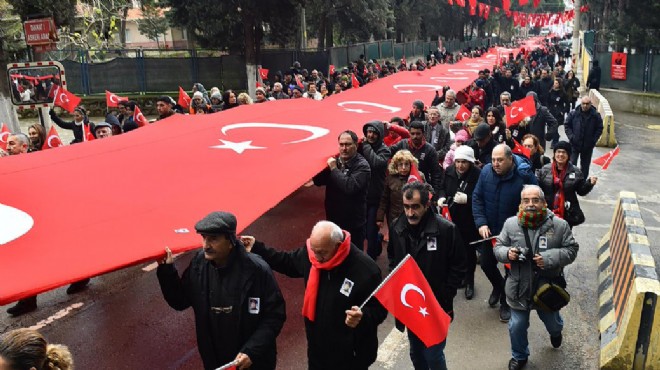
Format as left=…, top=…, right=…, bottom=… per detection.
left=505, top=96, right=536, bottom=127
left=455, top=104, right=471, bottom=121
left=369, top=255, right=451, bottom=346
left=178, top=86, right=191, bottom=110
left=42, top=126, right=63, bottom=150
left=592, top=146, right=620, bottom=170
left=0, top=123, right=9, bottom=150
left=53, top=87, right=82, bottom=113
left=105, top=90, right=128, bottom=108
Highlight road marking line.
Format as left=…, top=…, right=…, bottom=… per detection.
left=581, top=223, right=660, bottom=231
left=28, top=302, right=84, bottom=330
left=375, top=327, right=408, bottom=368
left=142, top=253, right=183, bottom=272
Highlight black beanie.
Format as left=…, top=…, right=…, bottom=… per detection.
left=554, top=141, right=572, bottom=157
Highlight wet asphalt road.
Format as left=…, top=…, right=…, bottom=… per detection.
left=2, top=109, right=659, bottom=369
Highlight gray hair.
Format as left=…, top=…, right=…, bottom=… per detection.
left=312, top=221, right=344, bottom=243
left=274, top=82, right=282, bottom=89
left=11, top=133, right=29, bottom=146
left=500, top=91, right=511, bottom=99
left=521, top=184, right=545, bottom=200
left=445, top=89, right=457, bottom=98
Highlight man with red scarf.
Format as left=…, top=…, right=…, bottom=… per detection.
left=391, top=121, right=444, bottom=201
left=245, top=221, right=387, bottom=370
left=494, top=185, right=579, bottom=370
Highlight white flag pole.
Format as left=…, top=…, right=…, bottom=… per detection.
left=359, top=254, right=412, bottom=310
left=215, top=360, right=238, bottom=370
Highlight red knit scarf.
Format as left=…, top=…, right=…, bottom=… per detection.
left=302, top=231, right=351, bottom=321
left=408, top=137, right=426, bottom=151
left=551, top=162, right=567, bottom=218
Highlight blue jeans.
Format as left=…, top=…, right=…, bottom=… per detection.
left=365, top=204, right=381, bottom=260
left=407, top=330, right=447, bottom=370
left=508, top=308, right=563, bottom=361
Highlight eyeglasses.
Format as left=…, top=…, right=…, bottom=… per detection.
left=521, top=198, right=543, bottom=205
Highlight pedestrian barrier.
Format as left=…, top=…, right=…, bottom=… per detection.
left=597, top=191, right=660, bottom=369
left=590, top=89, right=617, bottom=148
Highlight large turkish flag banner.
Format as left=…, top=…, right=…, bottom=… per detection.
left=374, top=255, right=451, bottom=347
left=0, top=40, right=541, bottom=304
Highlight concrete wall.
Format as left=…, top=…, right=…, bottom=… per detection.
left=600, top=88, right=660, bottom=117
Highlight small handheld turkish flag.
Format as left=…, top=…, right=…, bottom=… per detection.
left=178, top=86, right=191, bottom=110
left=258, top=68, right=269, bottom=81
left=441, top=205, right=452, bottom=221
left=105, top=90, right=128, bottom=108
left=592, top=146, right=619, bottom=170
left=351, top=74, right=360, bottom=89
left=295, top=74, right=305, bottom=89
left=53, top=87, right=82, bottom=113
left=42, top=126, right=63, bottom=150
left=83, top=123, right=95, bottom=142
left=133, top=106, right=149, bottom=128
left=372, top=255, right=451, bottom=347
left=505, top=96, right=536, bottom=127
left=512, top=139, right=531, bottom=159
left=329, top=65, right=335, bottom=76
left=455, top=105, right=471, bottom=121
left=0, top=123, right=9, bottom=150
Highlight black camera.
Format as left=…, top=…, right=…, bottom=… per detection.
left=516, top=246, right=529, bottom=262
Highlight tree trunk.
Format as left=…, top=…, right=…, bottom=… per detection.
left=119, top=6, right=128, bottom=47
left=318, top=12, right=327, bottom=50
left=243, top=12, right=257, bottom=98
left=325, top=18, right=333, bottom=48
left=0, top=35, right=20, bottom=132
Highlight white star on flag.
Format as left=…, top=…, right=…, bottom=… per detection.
left=210, top=139, right=266, bottom=154
left=419, top=307, right=429, bottom=317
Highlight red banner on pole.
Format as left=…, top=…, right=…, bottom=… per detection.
left=611, top=52, right=627, bottom=80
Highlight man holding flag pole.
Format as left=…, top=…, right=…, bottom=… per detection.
left=244, top=220, right=387, bottom=370
left=387, top=180, right=466, bottom=369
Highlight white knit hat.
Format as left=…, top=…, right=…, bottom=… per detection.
left=454, top=145, right=475, bottom=163
left=193, top=91, right=204, bottom=99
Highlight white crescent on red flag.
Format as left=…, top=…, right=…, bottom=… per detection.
left=374, top=255, right=451, bottom=347
left=133, top=106, right=149, bottom=127
left=53, top=87, right=82, bottom=113
left=0, top=123, right=9, bottom=150
left=505, top=95, right=536, bottom=127
left=258, top=68, right=269, bottom=81
left=106, top=90, right=129, bottom=108
left=41, top=126, right=63, bottom=150
left=0, top=40, right=542, bottom=304
left=455, top=104, right=471, bottom=121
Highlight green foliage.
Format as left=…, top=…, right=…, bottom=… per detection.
left=0, top=0, right=27, bottom=54
left=137, top=3, right=169, bottom=47
left=6, top=0, right=77, bottom=27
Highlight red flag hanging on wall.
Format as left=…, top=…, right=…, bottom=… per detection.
left=503, top=0, right=511, bottom=11
left=533, top=0, right=541, bottom=7
left=42, top=126, right=63, bottom=150
left=519, top=0, right=529, bottom=6
left=373, top=255, right=451, bottom=347
left=478, top=3, right=485, bottom=17
left=456, top=0, right=466, bottom=7
left=484, top=5, right=490, bottom=19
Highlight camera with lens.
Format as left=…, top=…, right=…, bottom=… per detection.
left=515, top=246, right=529, bottom=262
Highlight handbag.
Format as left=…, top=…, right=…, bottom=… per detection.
left=564, top=203, right=585, bottom=226
left=523, top=229, right=571, bottom=312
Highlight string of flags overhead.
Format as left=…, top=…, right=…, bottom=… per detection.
left=447, top=0, right=577, bottom=26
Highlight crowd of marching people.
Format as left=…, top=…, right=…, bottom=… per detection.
left=2, top=34, right=608, bottom=370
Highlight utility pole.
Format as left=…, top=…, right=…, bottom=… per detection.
left=572, top=0, right=583, bottom=91
left=300, top=5, right=307, bottom=50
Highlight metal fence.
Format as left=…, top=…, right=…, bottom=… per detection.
left=591, top=44, right=659, bottom=93
left=47, top=36, right=498, bottom=95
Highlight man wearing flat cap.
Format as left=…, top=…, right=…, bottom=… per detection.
left=466, top=122, right=497, bottom=168
left=157, top=211, right=286, bottom=370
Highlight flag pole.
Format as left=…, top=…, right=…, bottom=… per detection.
left=359, top=254, right=412, bottom=310
left=215, top=360, right=238, bottom=370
